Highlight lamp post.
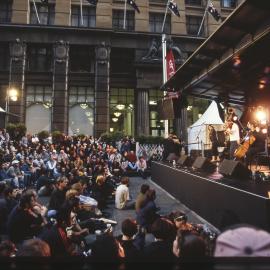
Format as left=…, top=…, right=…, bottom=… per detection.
left=5, top=87, right=18, bottom=126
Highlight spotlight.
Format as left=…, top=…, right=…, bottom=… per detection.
left=233, top=56, right=241, bottom=67
left=262, top=128, right=267, bottom=134
left=256, top=109, right=266, bottom=122
left=261, top=119, right=267, bottom=125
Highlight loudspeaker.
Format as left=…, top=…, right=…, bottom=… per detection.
left=177, top=155, right=191, bottom=167
left=166, top=153, right=179, bottom=162
left=219, top=159, right=250, bottom=179
left=192, top=156, right=215, bottom=172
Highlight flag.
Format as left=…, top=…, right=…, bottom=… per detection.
left=168, top=0, right=180, bottom=17
left=166, top=49, right=176, bottom=80
left=127, top=0, right=140, bottom=13
left=86, top=0, right=98, bottom=6
left=208, top=1, right=220, bottom=21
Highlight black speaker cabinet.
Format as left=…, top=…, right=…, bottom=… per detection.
left=177, top=155, right=191, bottom=166
left=219, top=159, right=250, bottom=179
left=192, top=156, right=215, bottom=172
left=166, top=153, right=179, bottom=162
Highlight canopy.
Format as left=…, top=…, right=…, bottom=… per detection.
left=188, top=101, right=224, bottom=153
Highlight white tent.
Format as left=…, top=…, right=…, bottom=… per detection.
left=188, top=101, right=224, bottom=153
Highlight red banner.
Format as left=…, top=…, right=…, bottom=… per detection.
left=166, top=49, right=176, bottom=80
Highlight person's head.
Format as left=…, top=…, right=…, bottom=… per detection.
left=4, top=187, right=16, bottom=199
left=121, top=218, right=138, bottom=239
left=65, top=189, right=79, bottom=200
left=214, top=225, right=270, bottom=257
left=56, top=205, right=72, bottom=228
left=71, top=182, right=83, bottom=194
left=121, top=176, right=129, bottom=186
left=96, top=175, right=105, bottom=186
left=91, top=234, right=124, bottom=262
left=140, top=184, right=150, bottom=194
left=19, top=192, right=35, bottom=209
left=170, top=211, right=188, bottom=229
left=16, top=239, right=51, bottom=257
left=56, top=176, right=68, bottom=190
left=151, top=218, right=176, bottom=241
left=173, top=230, right=206, bottom=259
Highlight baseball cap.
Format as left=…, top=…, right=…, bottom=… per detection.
left=12, top=160, right=19, bottom=165
left=214, top=226, right=270, bottom=257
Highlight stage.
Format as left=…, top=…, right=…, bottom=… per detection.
left=151, top=161, right=270, bottom=231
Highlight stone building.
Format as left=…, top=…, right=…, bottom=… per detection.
left=0, top=0, right=239, bottom=137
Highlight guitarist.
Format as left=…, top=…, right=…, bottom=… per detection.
left=225, top=118, right=240, bottom=160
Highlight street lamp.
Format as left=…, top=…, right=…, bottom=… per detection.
left=5, top=87, right=18, bottom=125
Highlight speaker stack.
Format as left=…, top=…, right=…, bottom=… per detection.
left=192, top=156, right=216, bottom=172
left=219, top=159, right=250, bottom=180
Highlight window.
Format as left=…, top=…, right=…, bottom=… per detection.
left=149, top=13, right=171, bottom=34
left=30, top=3, right=55, bottom=25
left=70, top=46, right=94, bottom=72
left=185, top=0, right=202, bottom=6
left=112, top=10, right=134, bottom=31
left=26, top=85, right=52, bottom=105
left=110, top=88, right=134, bottom=134
left=71, top=5, right=96, bottom=27
left=0, top=0, right=12, bottom=23
left=186, top=15, right=203, bottom=36
left=28, top=46, right=52, bottom=72
left=69, top=86, right=94, bottom=105
left=221, top=0, right=237, bottom=8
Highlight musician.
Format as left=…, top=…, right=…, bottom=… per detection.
left=245, top=122, right=266, bottom=166
left=225, top=119, right=240, bottom=159
left=208, top=125, right=219, bottom=162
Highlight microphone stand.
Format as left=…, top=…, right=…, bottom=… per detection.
left=195, top=123, right=205, bottom=157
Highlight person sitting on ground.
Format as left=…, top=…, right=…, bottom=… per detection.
left=48, top=176, right=69, bottom=211
left=173, top=229, right=207, bottom=260
left=7, top=192, right=45, bottom=244
left=143, top=217, right=176, bottom=262
left=135, top=184, right=150, bottom=214
left=117, top=218, right=144, bottom=262
left=136, top=156, right=147, bottom=179
left=115, top=176, right=135, bottom=210
left=168, top=211, right=196, bottom=233
left=16, top=238, right=51, bottom=257
left=136, top=189, right=159, bottom=231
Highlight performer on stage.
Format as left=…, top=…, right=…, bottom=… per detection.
left=208, top=125, right=219, bottom=162
left=245, top=122, right=266, bottom=166
left=225, top=119, right=240, bottom=160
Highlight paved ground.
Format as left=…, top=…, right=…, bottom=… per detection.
left=104, top=176, right=219, bottom=236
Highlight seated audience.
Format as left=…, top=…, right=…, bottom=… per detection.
left=135, top=184, right=150, bottom=213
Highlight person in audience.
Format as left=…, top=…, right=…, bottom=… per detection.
left=7, top=192, right=45, bottom=244
left=135, top=184, right=150, bottom=213
left=136, top=189, right=159, bottom=231
left=16, top=239, right=51, bottom=257
left=117, top=218, right=143, bottom=262
left=0, top=240, right=17, bottom=257
left=173, top=229, right=207, bottom=260
left=6, top=160, right=24, bottom=188
left=115, top=176, right=135, bottom=210
left=143, top=217, right=176, bottom=262
left=136, top=156, right=147, bottom=179
left=48, top=176, right=68, bottom=211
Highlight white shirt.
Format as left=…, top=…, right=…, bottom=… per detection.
left=229, top=123, right=240, bottom=142
left=115, top=184, right=129, bottom=209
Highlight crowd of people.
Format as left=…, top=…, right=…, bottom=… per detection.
left=0, top=130, right=270, bottom=265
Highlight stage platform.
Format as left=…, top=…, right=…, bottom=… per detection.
left=151, top=161, right=270, bottom=231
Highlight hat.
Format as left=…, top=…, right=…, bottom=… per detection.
left=214, top=226, right=270, bottom=257
left=12, top=160, right=19, bottom=165
left=171, top=211, right=187, bottom=222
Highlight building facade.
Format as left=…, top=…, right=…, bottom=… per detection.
left=0, top=0, right=239, bottom=138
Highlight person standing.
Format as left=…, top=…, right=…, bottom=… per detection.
left=226, top=119, right=240, bottom=159
left=208, top=125, right=219, bottom=162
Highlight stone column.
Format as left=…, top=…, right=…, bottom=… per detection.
left=52, top=41, right=69, bottom=133
left=94, top=43, right=110, bottom=138
left=8, top=39, right=27, bottom=124
left=136, top=89, right=149, bottom=136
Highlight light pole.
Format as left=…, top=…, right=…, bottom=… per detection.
left=5, top=87, right=18, bottom=126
